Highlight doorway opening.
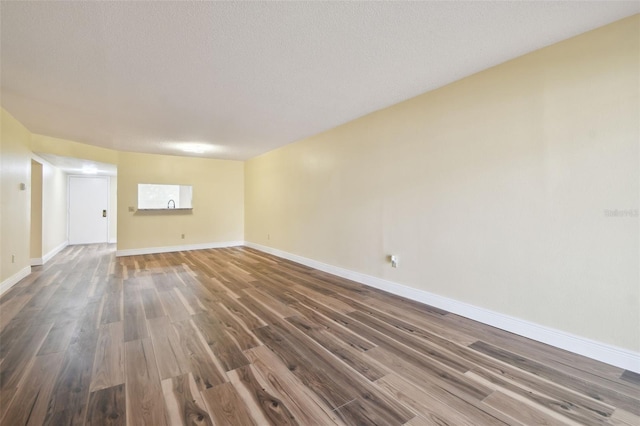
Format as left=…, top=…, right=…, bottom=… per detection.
left=34, top=153, right=118, bottom=248
left=68, top=175, right=110, bottom=245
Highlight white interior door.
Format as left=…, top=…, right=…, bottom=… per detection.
left=69, top=176, right=109, bottom=244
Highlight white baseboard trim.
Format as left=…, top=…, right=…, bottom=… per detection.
left=0, top=266, right=31, bottom=296
left=29, top=241, right=68, bottom=266
left=109, top=238, right=117, bottom=244
left=244, top=241, right=640, bottom=373
left=42, top=241, right=68, bottom=264
left=116, top=240, right=244, bottom=257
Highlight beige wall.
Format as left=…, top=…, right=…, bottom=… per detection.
left=30, top=160, right=43, bottom=260
left=109, top=175, right=117, bottom=243
left=0, top=109, right=32, bottom=282
left=117, top=152, right=244, bottom=251
left=245, top=16, right=639, bottom=352
left=41, top=161, right=68, bottom=255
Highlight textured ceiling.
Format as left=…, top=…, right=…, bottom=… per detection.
left=1, top=2, right=638, bottom=160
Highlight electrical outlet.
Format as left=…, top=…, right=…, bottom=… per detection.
left=11, top=254, right=15, bottom=263
left=390, top=255, right=398, bottom=268
left=267, top=234, right=270, bottom=240
left=181, top=233, right=185, bottom=239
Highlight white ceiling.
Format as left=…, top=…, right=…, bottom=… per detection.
left=2, top=2, right=638, bottom=161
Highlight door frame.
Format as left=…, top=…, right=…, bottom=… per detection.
left=67, top=175, right=110, bottom=244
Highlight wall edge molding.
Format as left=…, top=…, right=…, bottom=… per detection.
left=42, top=240, right=68, bottom=264
left=116, top=240, right=244, bottom=257
left=244, top=241, right=640, bottom=373
left=30, top=258, right=43, bottom=266
left=0, top=266, right=31, bottom=296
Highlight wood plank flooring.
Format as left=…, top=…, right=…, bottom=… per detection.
left=0, top=244, right=638, bottom=425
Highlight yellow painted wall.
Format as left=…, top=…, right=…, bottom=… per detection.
left=28, top=158, right=67, bottom=262
left=41, top=160, right=68, bottom=255
left=245, top=16, right=640, bottom=351
left=109, top=176, right=117, bottom=243
left=117, top=152, right=244, bottom=251
left=0, top=109, right=32, bottom=282
left=30, top=160, right=43, bottom=260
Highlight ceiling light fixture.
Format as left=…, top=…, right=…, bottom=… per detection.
left=179, top=142, right=212, bottom=154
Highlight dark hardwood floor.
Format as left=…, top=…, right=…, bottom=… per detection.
left=0, top=244, right=638, bottom=425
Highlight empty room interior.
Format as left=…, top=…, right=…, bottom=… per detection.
left=0, top=2, right=639, bottom=425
